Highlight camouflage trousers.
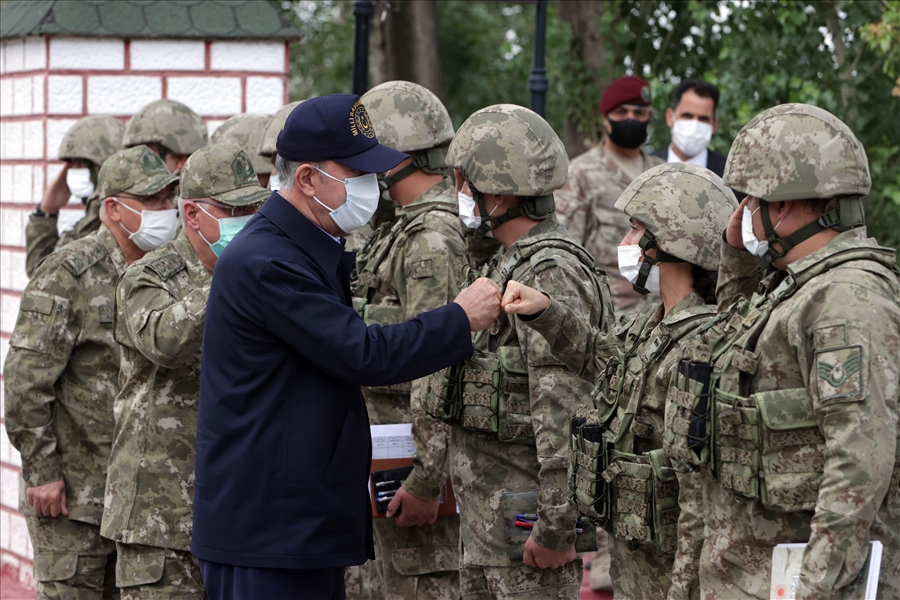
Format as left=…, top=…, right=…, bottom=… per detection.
left=344, top=559, right=384, bottom=600
left=459, top=555, right=582, bottom=600
left=607, top=533, right=673, bottom=600
left=373, top=514, right=461, bottom=600
left=115, top=543, right=205, bottom=599
left=27, top=515, right=118, bottom=600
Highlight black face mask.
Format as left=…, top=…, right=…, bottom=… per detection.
left=607, top=118, right=649, bottom=149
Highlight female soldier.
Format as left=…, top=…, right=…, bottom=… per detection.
left=502, top=162, right=737, bottom=600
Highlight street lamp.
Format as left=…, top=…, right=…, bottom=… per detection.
left=353, top=0, right=375, bottom=96
left=528, top=0, right=549, bottom=117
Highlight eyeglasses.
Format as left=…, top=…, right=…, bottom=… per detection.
left=117, top=191, right=177, bottom=206
left=194, top=199, right=262, bottom=217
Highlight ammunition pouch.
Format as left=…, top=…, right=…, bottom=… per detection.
left=569, top=417, right=608, bottom=524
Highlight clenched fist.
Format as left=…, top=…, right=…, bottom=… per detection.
left=453, top=278, right=501, bottom=331
left=502, top=280, right=550, bottom=317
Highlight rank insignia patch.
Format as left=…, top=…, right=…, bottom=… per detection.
left=815, top=345, right=863, bottom=402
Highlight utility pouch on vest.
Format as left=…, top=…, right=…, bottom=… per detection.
left=362, top=304, right=411, bottom=395
left=647, top=449, right=680, bottom=556
left=603, top=449, right=652, bottom=548
left=459, top=352, right=500, bottom=434
left=713, top=388, right=761, bottom=500
left=664, top=359, right=714, bottom=470
left=424, top=364, right=463, bottom=422
left=496, top=346, right=534, bottom=444
left=755, top=387, right=824, bottom=512
left=569, top=417, right=608, bottom=524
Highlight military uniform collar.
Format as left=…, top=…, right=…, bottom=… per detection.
left=172, top=230, right=211, bottom=286
left=786, top=227, right=870, bottom=276
left=98, top=224, right=129, bottom=277
left=396, top=177, right=456, bottom=218
left=503, top=214, right=560, bottom=257
left=663, top=291, right=707, bottom=324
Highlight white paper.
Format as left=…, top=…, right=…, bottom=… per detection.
left=370, top=423, right=415, bottom=459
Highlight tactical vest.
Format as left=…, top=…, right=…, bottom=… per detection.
left=425, top=233, right=605, bottom=445
left=569, top=303, right=717, bottom=557
left=664, top=246, right=900, bottom=513
left=352, top=201, right=459, bottom=396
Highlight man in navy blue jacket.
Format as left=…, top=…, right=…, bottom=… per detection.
left=192, top=94, right=501, bottom=599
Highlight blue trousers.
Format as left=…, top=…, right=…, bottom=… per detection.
left=200, top=560, right=346, bottom=600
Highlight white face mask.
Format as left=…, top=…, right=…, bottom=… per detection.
left=458, top=192, right=481, bottom=230
left=312, top=167, right=380, bottom=234
left=671, top=119, right=713, bottom=158
left=268, top=172, right=280, bottom=192
left=741, top=205, right=785, bottom=259
left=114, top=199, right=179, bottom=252
left=66, top=168, right=95, bottom=198
left=618, top=244, right=660, bottom=293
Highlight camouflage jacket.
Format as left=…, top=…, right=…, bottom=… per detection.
left=3, top=225, right=127, bottom=525
left=701, top=228, right=900, bottom=600
left=102, top=231, right=210, bottom=551
left=554, top=143, right=663, bottom=315
left=353, top=178, right=471, bottom=501
left=25, top=194, right=103, bottom=277
left=452, top=216, right=613, bottom=566
left=524, top=291, right=716, bottom=599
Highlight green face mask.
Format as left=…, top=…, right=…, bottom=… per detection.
left=197, top=205, right=253, bottom=257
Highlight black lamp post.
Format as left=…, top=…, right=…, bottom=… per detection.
left=352, top=0, right=375, bottom=96
left=528, top=0, right=549, bottom=117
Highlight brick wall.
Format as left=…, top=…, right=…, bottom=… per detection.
left=0, top=35, right=290, bottom=588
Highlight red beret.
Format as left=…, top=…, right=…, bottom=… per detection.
left=599, top=76, right=652, bottom=115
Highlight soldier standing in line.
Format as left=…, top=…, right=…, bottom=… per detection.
left=500, top=163, right=739, bottom=600
left=3, top=146, right=179, bottom=600
left=210, top=113, right=273, bottom=188
left=680, top=103, right=900, bottom=598
left=555, top=76, right=664, bottom=317
left=429, top=104, right=614, bottom=600
left=25, top=115, right=125, bottom=277
left=26, top=99, right=207, bottom=276
left=102, top=144, right=266, bottom=599
left=353, top=80, right=470, bottom=600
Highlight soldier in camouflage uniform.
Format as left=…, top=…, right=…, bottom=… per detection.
left=257, top=100, right=305, bottom=191
left=555, top=75, right=664, bottom=319
left=3, top=146, right=179, bottom=600
left=102, top=144, right=266, bottom=599
left=123, top=99, right=208, bottom=175
left=671, top=104, right=900, bottom=599
left=429, top=104, right=614, bottom=599
left=210, top=113, right=272, bottom=188
left=353, top=80, right=469, bottom=600
left=501, top=163, right=739, bottom=600
left=25, top=115, right=125, bottom=277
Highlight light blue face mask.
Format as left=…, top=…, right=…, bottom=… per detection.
left=312, top=166, right=380, bottom=234
left=197, top=204, right=252, bottom=257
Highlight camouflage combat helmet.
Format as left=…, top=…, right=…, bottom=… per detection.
left=58, top=115, right=125, bottom=166
left=210, top=114, right=272, bottom=175
left=98, top=145, right=179, bottom=200
left=361, top=81, right=454, bottom=189
left=123, top=99, right=208, bottom=155
left=180, top=144, right=269, bottom=206
left=446, top=104, right=568, bottom=237
left=258, top=101, right=305, bottom=159
left=616, top=163, right=738, bottom=292
left=724, top=103, right=869, bottom=268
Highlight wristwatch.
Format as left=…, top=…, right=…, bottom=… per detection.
left=34, top=202, right=58, bottom=218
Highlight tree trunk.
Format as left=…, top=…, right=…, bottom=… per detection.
left=558, top=0, right=613, bottom=158
left=369, top=0, right=445, bottom=99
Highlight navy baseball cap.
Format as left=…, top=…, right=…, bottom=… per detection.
left=276, top=94, right=408, bottom=173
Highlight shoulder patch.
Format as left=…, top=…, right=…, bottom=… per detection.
left=62, top=241, right=107, bottom=277
left=815, top=345, right=864, bottom=403
left=409, top=258, right=434, bottom=279
left=144, top=254, right=186, bottom=281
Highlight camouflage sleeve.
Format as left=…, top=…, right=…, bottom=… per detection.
left=395, top=223, right=470, bottom=500
left=795, top=280, right=900, bottom=598
left=668, top=470, right=706, bottom=600
left=24, top=214, right=59, bottom=278
left=523, top=297, right=619, bottom=384
left=2, top=260, right=80, bottom=486
left=117, top=269, right=209, bottom=369
left=716, top=237, right=762, bottom=311
left=553, top=172, right=590, bottom=247
left=517, top=261, right=593, bottom=552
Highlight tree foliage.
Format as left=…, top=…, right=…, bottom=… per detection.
left=280, top=0, right=900, bottom=250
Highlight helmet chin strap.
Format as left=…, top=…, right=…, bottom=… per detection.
left=756, top=196, right=865, bottom=269
left=470, top=184, right=556, bottom=240
left=632, top=230, right=685, bottom=295
left=381, top=148, right=451, bottom=191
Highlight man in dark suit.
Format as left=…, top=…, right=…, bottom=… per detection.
left=192, top=94, right=501, bottom=600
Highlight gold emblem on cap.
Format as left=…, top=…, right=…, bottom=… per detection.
left=349, top=100, right=375, bottom=139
